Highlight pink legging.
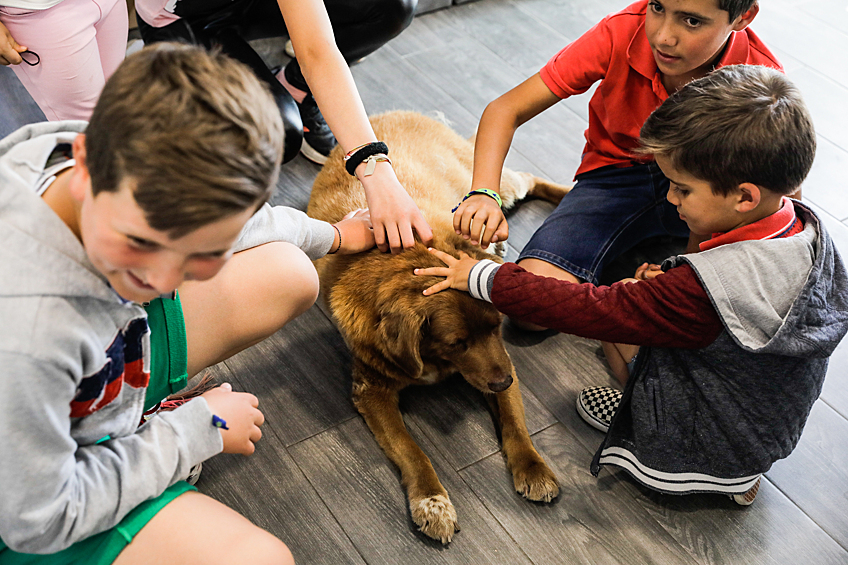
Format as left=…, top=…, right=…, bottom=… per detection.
left=0, top=0, right=127, bottom=121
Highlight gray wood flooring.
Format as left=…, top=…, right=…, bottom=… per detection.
left=2, top=0, right=847, bottom=562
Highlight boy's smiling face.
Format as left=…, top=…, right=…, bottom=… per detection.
left=65, top=140, right=254, bottom=303
left=645, top=0, right=757, bottom=90
left=74, top=183, right=252, bottom=303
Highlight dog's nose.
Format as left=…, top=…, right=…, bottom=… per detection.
left=488, top=373, right=513, bottom=392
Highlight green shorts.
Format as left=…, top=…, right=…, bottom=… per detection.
left=0, top=295, right=192, bottom=565
left=0, top=482, right=196, bottom=565
left=143, top=293, right=189, bottom=411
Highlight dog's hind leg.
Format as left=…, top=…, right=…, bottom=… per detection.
left=351, top=365, right=459, bottom=544
left=493, top=372, right=559, bottom=502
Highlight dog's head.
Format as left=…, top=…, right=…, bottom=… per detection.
left=333, top=240, right=514, bottom=393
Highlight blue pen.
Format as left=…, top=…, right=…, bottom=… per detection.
left=212, top=415, right=229, bottom=430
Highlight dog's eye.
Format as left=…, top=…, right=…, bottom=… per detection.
left=449, top=339, right=469, bottom=352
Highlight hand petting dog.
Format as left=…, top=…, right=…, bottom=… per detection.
left=415, top=248, right=481, bottom=295
left=332, top=208, right=376, bottom=254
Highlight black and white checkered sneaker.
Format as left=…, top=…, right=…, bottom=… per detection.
left=577, top=386, right=622, bottom=432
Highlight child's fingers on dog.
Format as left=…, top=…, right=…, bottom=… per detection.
left=456, top=208, right=476, bottom=240
left=422, top=279, right=453, bottom=295
left=399, top=222, right=416, bottom=251
left=414, top=266, right=450, bottom=277
left=425, top=248, right=457, bottom=266
left=494, top=221, right=509, bottom=244
left=480, top=216, right=507, bottom=247
left=469, top=215, right=487, bottom=245
left=373, top=222, right=389, bottom=253
left=412, top=213, right=434, bottom=247
left=452, top=202, right=469, bottom=234
left=383, top=223, right=403, bottom=254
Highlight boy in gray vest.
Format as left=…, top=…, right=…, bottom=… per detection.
left=416, top=64, right=848, bottom=506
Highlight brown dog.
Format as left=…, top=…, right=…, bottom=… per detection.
left=307, top=111, right=569, bottom=543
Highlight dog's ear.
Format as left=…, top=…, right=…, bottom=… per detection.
left=377, top=305, right=425, bottom=378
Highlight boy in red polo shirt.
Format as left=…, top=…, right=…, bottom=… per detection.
left=453, top=0, right=783, bottom=377
left=452, top=0, right=781, bottom=289
left=419, top=65, right=848, bottom=505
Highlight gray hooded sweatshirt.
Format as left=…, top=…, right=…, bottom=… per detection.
left=590, top=203, right=848, bottom=495
left=0, top=122, right=335, bottom=553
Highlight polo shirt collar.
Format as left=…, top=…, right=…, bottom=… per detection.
left=700, top=197, right=798, bottom=251
left=628, top=21, right=659, bottom=82
left=716, top=29, right=750, bottom=68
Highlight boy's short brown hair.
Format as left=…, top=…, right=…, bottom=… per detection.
left=639, top=65, right=815, bottom=196
left=85, top=43, right=284, bottom=238
left=720, top=0, right=757, bottom=22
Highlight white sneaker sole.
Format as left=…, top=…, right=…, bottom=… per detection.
left=300, top=140, right=329, bottom=165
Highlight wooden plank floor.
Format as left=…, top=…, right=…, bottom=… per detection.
left=2, top=0, right=847, bottom=562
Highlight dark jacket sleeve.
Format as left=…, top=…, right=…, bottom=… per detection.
left=491, top=262, right=723, bottom=348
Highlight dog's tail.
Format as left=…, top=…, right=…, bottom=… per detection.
left=524, top=174, right=572, bottom=205
left=498, top=171, right=572, bottom=209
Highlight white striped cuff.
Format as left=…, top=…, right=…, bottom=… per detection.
left=598, top=446, right=761, bottom=495
left=468, top=259, right=500, bottom=303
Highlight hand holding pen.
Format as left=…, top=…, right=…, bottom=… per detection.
left=202, top=383, right=265, bottom=455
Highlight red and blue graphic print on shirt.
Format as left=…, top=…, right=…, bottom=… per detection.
left=70, top=317, right=151, bottom=418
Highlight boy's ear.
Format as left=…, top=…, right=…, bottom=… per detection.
left=735, top=182, right=761, bottom=213
left=732, top=4, right=759, bottom=31
left=68, top=134, right=90, bottom=202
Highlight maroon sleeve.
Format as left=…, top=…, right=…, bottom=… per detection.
left=491, top=262, right=723, bottom=348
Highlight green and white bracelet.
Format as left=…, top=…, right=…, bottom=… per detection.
left=451, top=188, right=503, bottom=213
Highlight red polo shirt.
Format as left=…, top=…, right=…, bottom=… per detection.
left=540, top=0, right=783, bottom=178
left=700, top=197, right=804, bottom=251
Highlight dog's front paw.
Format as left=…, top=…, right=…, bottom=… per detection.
left=410, top=494, right=459, bottom=544
left=513, top=458, right=559, bottom=503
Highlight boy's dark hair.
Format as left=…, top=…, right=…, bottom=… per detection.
left=85, top=43, right=284, bottom=238
left=720, top=0, right=757, bottom=22
left=639, top=65, right=815, bottom=196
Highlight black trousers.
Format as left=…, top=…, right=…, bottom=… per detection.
left=137, top=0, right=416, bottom=162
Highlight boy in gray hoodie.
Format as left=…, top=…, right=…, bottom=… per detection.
left=0, top=44, right=375, bottom=563
left=415, top=65, right=848, bottom=506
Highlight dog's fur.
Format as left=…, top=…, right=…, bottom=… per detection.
left=307, top=111, right=569, bottom=543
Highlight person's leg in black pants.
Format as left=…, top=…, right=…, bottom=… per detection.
left=137, top=8, right=304, bottom=163
left=276, top=0, right=417, bottom=93
left=236, top=0, right=417, bottom=162
left=137, top=0, right=416, bottom=163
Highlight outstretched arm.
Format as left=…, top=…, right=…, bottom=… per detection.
left=416, top=253, right=723, bottom=348
left=279, top=0, right=432, bottom=253
left=453, top=74, right=560, bottom=247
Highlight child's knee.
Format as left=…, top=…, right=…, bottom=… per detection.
left=264, top=242, right=320, bottom=316
left=233, top=529, right=295, bottom=565
left=204, top=526, right=293, bottom=565
left=517, top=258, right=582, bottom=284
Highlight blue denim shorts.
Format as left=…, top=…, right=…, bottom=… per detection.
left=517, top=162, right=689, bottom=284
